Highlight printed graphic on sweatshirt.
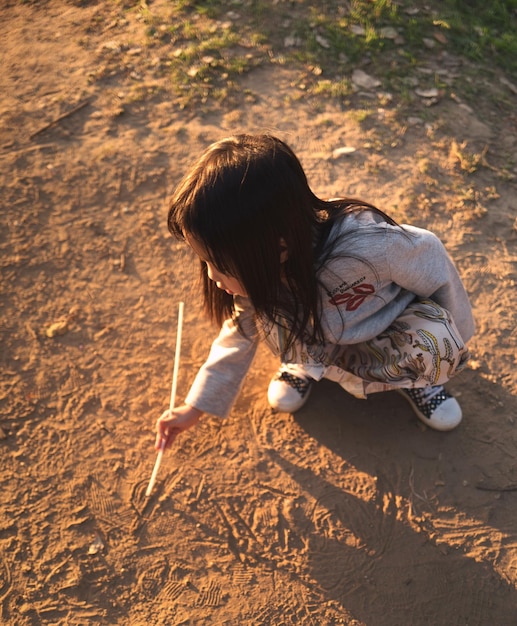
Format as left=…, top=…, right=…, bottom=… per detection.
left=327, top=276, right=375, bottom=310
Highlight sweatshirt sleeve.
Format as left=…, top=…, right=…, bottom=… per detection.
left=386, top=224, right=475, bottom=341
left=185, top=297, right=259, bottom=417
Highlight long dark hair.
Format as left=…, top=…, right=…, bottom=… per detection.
left=168, top=134, right=397, bottom=348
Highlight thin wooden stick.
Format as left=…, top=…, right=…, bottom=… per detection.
left=145, top=302, right=184, bottom=497
left=29, top=98, right=90, bottom=140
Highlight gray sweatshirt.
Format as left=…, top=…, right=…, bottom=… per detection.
left=185, top=212, right=475, bottom=416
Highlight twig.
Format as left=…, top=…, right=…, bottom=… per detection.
left=43, top=557, right=70, bottom=584
left=195, top=474, right=206, bottom=500
left=2, top=143, right=56, bottom=156
left=476, top=482, right=517, bottom=492
left=214, top=501, right=246, bottom=563
left=408, top=465, right=432, bottom=518
left=29, top=99, right=90, bottom=140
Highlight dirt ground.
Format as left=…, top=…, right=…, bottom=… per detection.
left=1, top=2, right=517, bottom=625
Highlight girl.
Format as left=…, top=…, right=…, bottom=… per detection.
left=155, top=134, right=474, bottom=449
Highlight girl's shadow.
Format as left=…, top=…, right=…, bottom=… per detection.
left=270, top=375, right=517, bottom=625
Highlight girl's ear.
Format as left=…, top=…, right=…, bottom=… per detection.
left=279, top=238, right=289, bottom=263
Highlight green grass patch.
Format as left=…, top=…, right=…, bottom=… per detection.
left=120, top=0, right=517, bottom=109
left=397, top=0, right=517, bottom=74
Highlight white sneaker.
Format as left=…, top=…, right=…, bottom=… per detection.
left=267, top=364, right=313, bottom=413
left=398, top=385, right=462, bottom=431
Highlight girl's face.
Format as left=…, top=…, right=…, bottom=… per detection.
left=187, top=236, right=248, bottom=297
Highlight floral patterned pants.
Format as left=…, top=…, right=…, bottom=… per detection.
left=323, top=299, right=471, bottom=398
left=266, top=299, right=471, bottom=399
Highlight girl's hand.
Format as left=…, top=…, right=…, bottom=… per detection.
left=155, top=404, right=203, bottom=450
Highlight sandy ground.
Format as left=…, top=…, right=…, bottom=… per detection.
left=1, top=2, right=517, bottom=625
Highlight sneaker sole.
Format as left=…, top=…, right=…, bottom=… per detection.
left=268, top=383, right=312, bottom=413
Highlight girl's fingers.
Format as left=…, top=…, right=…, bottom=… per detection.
left=154, top=426, right=181, bottom=450
left=155, top=411, right=173, bottom=438
left=154, top=432, right=165, bottom=450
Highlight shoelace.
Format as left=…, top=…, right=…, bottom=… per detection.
left=277, top=371, right=310, bottom=393
left=417, top=385, right=443, bottom=403
left=281, top=364, right=311, bottom=382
